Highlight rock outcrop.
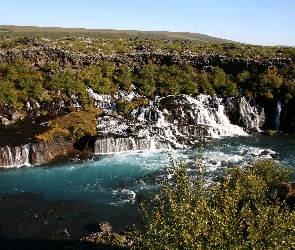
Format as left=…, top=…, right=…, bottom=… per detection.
left=0, top=137, right=78, bottom=168
left=224, top=97, right=265, bottom=132
left=0, top=44, right=293, bottom=75
left=0, top=42, right=294, bottom=167
left=91, top=93, right=248, bottom=155
left=225, top=96, right=295, bottom=133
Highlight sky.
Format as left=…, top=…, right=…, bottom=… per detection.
left=1, top=0, right=294, bottom=46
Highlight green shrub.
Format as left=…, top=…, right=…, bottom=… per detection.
left=36, top=106, right=103, bottom=141
left=132, top=157, right=295, bottom=249
left=116, top=97, right=149, bottom=116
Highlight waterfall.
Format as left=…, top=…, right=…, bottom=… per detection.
left=0, top=144, right=30, bottom=168
left=0, top=92, right=251, bottom=166
left=92, top=93, right=249, bottom=155
left=150, top=137, right=156, bottom=151
left=224, top=96, right=264, bottom=132
left=94, top=136, right=169, bottom=154
left=274, top=99, right=281, bottom=132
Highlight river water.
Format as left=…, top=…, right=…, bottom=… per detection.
left=0, top=133, right=295, bottom=244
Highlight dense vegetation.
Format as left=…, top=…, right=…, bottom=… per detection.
left=0, top=58, right=294, bottom=109
left=35, top=106, right=102, bottom=141
left=0, top=35, right=295, bottom=140
left=81, top=157, right=295, bottom=249
left=130, top=157, right=295, bottom=249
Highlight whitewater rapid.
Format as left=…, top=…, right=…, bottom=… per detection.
left=0, top=134, right=294, bottom=206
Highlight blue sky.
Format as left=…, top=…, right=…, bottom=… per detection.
left=1, top=0, right=294, bottom=46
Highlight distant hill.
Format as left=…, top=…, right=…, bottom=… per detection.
left=0, top=25, right=235, bottom=43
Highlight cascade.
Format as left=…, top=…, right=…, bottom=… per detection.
left=239, top=97, right=261, bottom=131
left=225, top=96, right=264, bottom=132
left=93, top=93, right=248, bottom=154
left=274, top=99, right=281, bottom=132
left=0, top=144, right=30, bottom=168
left=150, top=137, right=156, bottom=151
left=94, top=136, right=169, bottom=154
left=0, top=92, right=254, bottom=167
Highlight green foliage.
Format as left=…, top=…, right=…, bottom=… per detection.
left=133, top=157, right=295, bottom=249
left=117, top=97, right=149, bottom=116
left=0, top=79, right=18, bottom=107
left=280, top=80, right=295, bottom=103
left=197, top=72, right=215, bottom=95
left=8, top=60, right=30, bottom=76
left=36, top=106, right=103, bottom=141
left=0, top=39, right=16, bottom=49
left=0, top=37, right=295, bottom=110
left=255, top=69, right=283, bottom=99
left=153, top=64, right=198, bottom=96
left=179, top=64, right=199, bottom=95
left=156, top=65, right=181, bottom=96
left=210, top=67, right=238, bottom=97
left=135, top=64, right=158, bottom=97
left=114, top=65, right=133, bottom=92
left=77, top=64, right=118, bottom=95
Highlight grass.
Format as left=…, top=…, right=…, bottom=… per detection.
left=0, top=25, right=235, bottom=43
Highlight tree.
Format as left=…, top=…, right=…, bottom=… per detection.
left=115, top=65, right=133, bottom=92
left=197, top=72, right=215, bottom=95
left=256, top=69, right=283, bottom=99
left=136, top=64, right=158, bottom=97
left=210, top=67, right=238, bottom=97
left=280, top=80, right=295, bottom=103
left=0, top=79, right=18, bottom=107
left=179, top=64, right=198, bottom=95
left=156, top=65, right=181, bottom=96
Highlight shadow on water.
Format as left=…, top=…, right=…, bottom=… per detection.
left=0, top=192, right=141, bottom=250
left=0, top=233, right=78, bottom=250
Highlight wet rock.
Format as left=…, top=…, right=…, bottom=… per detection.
left=0, top=110, right=26, bottom=125
left=30, top=137, right=78, bottom=165
left=0, top=44, right=293, bottom=75
left=94, top=93, right=248, bottom=154
left=0, top=137, right=78, bottom=167
left=225, top=96, right=265, bottom=131
left=281, top=98, right=295, bottom=133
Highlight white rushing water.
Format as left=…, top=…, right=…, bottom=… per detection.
left=1, top=90, right=293, bottom=226
left=0, top=133, right=294, bottom=231
left=92, top=92, right=249, bottom=155
left=0, top=134, right=294, bottom=205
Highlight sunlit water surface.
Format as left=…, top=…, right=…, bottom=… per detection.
left=0, top=134, right=295, bottom=229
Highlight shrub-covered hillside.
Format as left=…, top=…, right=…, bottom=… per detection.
left=0, top=35, right=294, bottom=140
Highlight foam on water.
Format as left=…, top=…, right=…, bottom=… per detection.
left=0, top=135, right=295, bottom=206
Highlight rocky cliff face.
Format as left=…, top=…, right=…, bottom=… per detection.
left=225, top=96, right=295, bottom=133
left=0, top=44, right=294, bottom=167
left=1, top=89, right=293, bottom=168
left=91, top=92, right=248, bottom=155
left=0, top=137, right=78, bottom=168
left=224, top=97, right=265, bottom=132
left=0, top=44, right=293, bottom=75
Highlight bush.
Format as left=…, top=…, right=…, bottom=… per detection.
left=116, top=97, right=149, bottom=116
left=132, top=157, right=295, bottom=249
left=36, top=106, right=103, bottom=141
